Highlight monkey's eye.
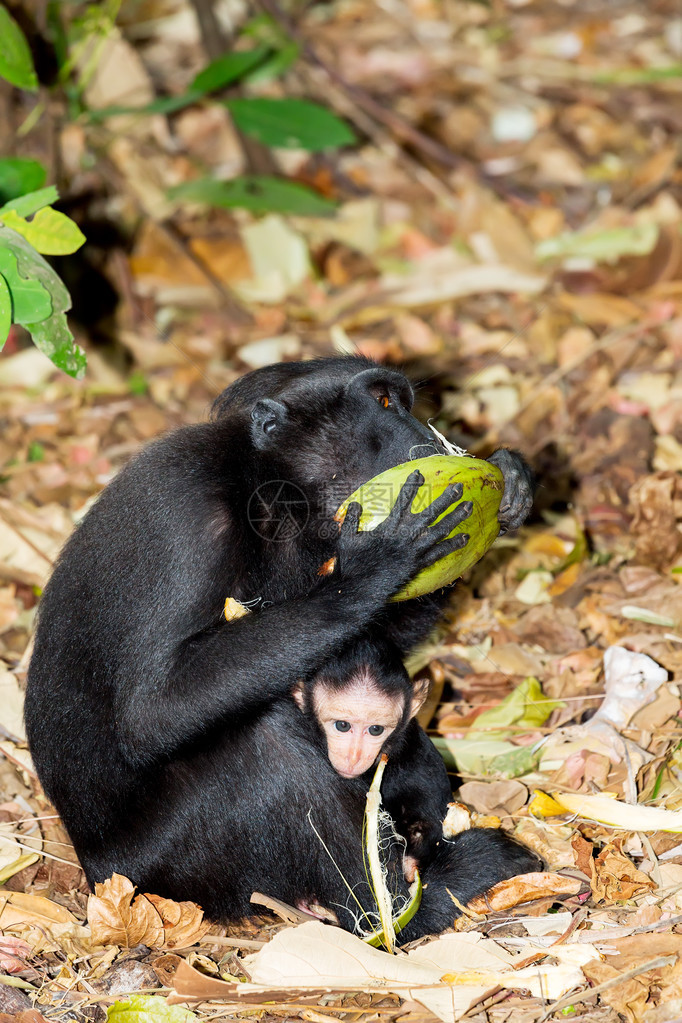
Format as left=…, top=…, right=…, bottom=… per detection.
left=368, top=725, right=384, bottom=737
left=377, top=394, right=391, bottom=409
left=334, top=720, right=351, bottom=732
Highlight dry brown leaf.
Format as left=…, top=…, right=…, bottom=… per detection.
left=457, top=781, right=528, bottom=817
left=467, top=872, right=581, bottom=913
left=583, top=934, right=682, bottom=1023
left=88, top=875, right=209, bottom=948
left=629, top=471, right=682, bottom=570
left=146, top=893, right=210, bottom=948
left=558, top=291, right=643, bottom=326
left=87, top=873, right=164, bottom=947
left=574, top=837, right=656, bottom=905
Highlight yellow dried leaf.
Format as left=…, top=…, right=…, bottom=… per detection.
left=224, top=597, right=250, bottom=621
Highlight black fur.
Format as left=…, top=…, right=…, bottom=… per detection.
left=25, top=356, right=538, bottom=939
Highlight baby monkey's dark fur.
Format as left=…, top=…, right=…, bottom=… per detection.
left=26, top=357, right=540, bottom=940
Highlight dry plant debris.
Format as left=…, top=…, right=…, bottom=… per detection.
left=2, top=0, right=682, bottom=1021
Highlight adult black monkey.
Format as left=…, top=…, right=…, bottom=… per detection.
left=25, top=356, right=537, bottom=936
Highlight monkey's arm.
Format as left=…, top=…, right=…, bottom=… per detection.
left=382, top=721, right=452, bottom=867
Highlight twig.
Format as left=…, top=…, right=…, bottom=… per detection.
left=189, top=0, right=277, bottom=176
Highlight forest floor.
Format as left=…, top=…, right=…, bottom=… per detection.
left=1, top=1, right=682, bottom=1021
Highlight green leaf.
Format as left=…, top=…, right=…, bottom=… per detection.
left=0, top=226, right=71, bottom=315
left=244, top=42, right=299, bottom=84
left=431, top=736, right=540, bottom=779
left=467, top=677, right=563, bottom=742
left=169, top=175, right=337, bottom=216
left=0, top=6, right=38, bottom=90
left=0, top=248, right=53, bottom=324
left=0, top=158, right=45, bottom=202
left=0, top=274, right=10, bottom=349
left=226, top=98, right=356, bottom=150
left=107, top=994, right=198, bottom=1023
left=191, top=47, right=269, bottom=93
left=0, top=207, right=85, bottom=255
left=1, top=185, right=59, bottom=217
left=24, top=313, right=86, bottom=379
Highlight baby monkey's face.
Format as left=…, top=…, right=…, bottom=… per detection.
left=293, top=673, right=429, bottom=779
left=312, top=683, right=404, bottom=778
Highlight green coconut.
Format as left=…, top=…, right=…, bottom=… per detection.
left=336, top=454, right=504, bottom=601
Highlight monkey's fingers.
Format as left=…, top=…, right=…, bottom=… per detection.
left=420, top=533, right=470, bottom=569
left=387, top=470, right=425, bottom=523
left=419, top=481, right=464, bottom=525
left=426, top=501, right=473, bottom=544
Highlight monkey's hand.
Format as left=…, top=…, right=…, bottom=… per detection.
left=487, top=448, right=535, bottom=534
left=335, top=471, right=472, bottom=601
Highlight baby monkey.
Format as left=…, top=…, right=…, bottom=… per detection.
left=293, top=637, right=452, bottom=873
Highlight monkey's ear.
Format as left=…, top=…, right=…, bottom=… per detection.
left=409, top=677, right=430, bottom=719
left=250, top=398, right=288, bottom=448
left=292, top=681, right=305, bottom=710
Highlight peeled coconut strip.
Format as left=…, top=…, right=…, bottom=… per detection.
left=364, top=755, right=396, bottom=951
left=551, top=791, right=682, bottom=832
left=362, top=757, right=423, bottom=951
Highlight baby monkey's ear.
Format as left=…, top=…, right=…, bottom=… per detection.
left=292, top=680, right=306, bottom=711
left=410, top=677, right=430, bottom=719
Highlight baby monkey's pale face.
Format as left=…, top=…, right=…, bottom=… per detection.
left=293, top=673, right=429, bottom=778
left=313, top=683, right=404, bottom=778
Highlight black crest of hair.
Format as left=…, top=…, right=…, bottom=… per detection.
left=25, top=356, right=540, bottom=940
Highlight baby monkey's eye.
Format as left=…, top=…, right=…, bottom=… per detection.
left=368, top=725, right=384, bottom=737
left=377, top=394, right=390, bottom=408
left=334, top=720, right=351, bottom=732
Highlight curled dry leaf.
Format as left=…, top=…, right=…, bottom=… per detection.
left=87, top=873, right=208, bottom=948
left=467, top=872, right=581, bottom=913
left=146, top=894, right=210, bottom=948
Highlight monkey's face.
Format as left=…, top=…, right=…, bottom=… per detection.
left=246, top=361, right=443, bottom=502
left=311, top=682, right=404, bottom=778
left=293, top=672, right=429, bottom=778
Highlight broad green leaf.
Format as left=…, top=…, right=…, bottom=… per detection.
left=432, top=737, right=516, bottom=774
left=0, top=207, right=85, bottom=255
left=431, top=736, right=539, bottom=779
left=0, top=6, right=38, bottom=90
left=226, top=98, right=356, bottom=151
left=191, top=47, right=269, bottom=93
left=169, top=175, right=337, bottom=216
left=24, top=313, right=86, bottom=379
left=467, top=676, right=562, bottom=742
left=536, top=223, right=659, bottom=264
left=0, top=158, right=45, bottom=202
left=0, top=274, right=10, bottom=349
left=1, top=185, right=59, bottom=217
left=0, top=248, right=52, bottom=324
left=108, top=994, right=198, bottom=1023
left=0, top=226, right=71, bottom=315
